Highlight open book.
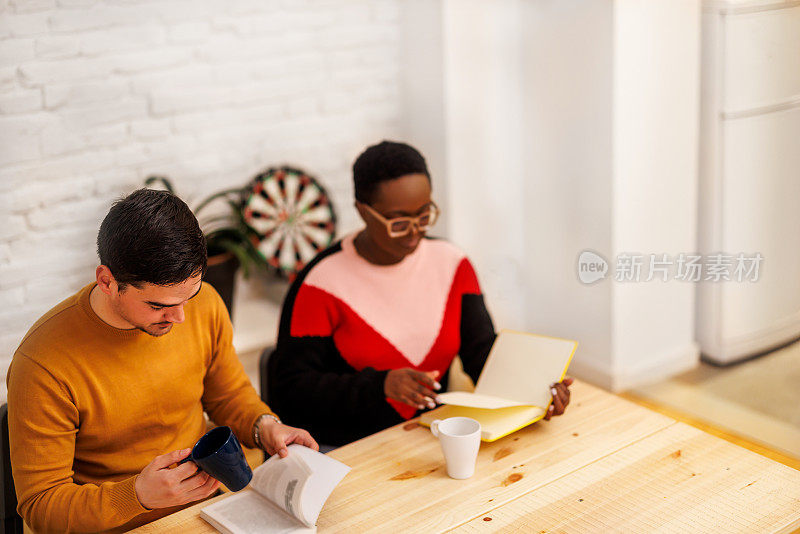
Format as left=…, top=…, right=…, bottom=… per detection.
left=420, top=330, right=577, bottom=441
left=200, top=444, right=350, bottom=534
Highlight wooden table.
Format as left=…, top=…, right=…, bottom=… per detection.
left=130, top=380, right=800, bottom=533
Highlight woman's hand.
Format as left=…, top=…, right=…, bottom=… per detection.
left=385, top=368, right=441, bottom=410
left=543, top=376, right=574, bottom=420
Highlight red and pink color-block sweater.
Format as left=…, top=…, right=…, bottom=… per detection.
left=268, top=234, right=496, bottom=445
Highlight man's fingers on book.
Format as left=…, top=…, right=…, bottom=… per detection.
left=294, top=431, right=318, bottom=451
left=291, top=433, right=320, bottom=451
left=267, top=433, right=290, bottom=458
left=272, top=425, right=319, bottom=452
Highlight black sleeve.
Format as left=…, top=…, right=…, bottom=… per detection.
left=267, top=337, right=403, bottom=446
left=458, top=293, right=497, bottom=384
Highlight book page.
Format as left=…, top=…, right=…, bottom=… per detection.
left=200, top=490, right=314, bottom=534
left=436, top=391, right=527, bottom=409
left=475, top=331, right=576, bottom=408
left=292, top=445, right=351, bottom=527
left=441, top=331, right=577, bottom=410
left=250, top=447, right=313, bottom=524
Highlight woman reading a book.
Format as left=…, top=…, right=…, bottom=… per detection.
left=268, top=141, right=573, bottom=446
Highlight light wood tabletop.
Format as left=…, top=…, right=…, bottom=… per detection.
left=129, top=380, right=800, bottom=533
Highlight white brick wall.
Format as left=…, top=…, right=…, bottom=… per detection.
left=0, top=0, right=403, bottom=400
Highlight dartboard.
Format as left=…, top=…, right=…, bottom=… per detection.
left=243, top=167, right=337, bottom=278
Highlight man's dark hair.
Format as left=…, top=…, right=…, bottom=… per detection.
left=352, top=140, right=430, bottom=204
left=97, top=188, right=207, bottom=288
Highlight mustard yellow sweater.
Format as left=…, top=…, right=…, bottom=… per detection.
left=6, top=282, right=275, bottom=533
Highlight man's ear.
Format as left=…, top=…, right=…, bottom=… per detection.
left=95, top=265, right=118, bottom=296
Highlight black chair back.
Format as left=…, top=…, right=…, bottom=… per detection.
left=0, top=404, right=23, bottom=534
left=258, top=346, right=275, bottom=404
left=258, top=346, right=275, bottom=462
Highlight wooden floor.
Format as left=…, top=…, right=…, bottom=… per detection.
left=620, top=391, right=800, bottom=471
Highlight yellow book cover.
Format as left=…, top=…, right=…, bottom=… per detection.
left=419, top=330, right=577, bottom=441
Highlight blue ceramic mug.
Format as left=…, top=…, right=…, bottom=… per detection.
left=180, top=426, right=253, bottom=491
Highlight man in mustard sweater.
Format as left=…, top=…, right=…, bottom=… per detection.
left=6, top=189, right=318, bottom=533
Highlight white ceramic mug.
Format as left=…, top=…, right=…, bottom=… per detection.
left=430, top=417, right=481, bottom=479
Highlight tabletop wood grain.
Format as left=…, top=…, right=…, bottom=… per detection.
left=128, top=380, right=800, bottom=533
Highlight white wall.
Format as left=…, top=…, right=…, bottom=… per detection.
left=442, top=0, right=527, bottom=328
left=610, top=0, right=700, bottom=387
left=0, top=0, right=404, bottom=400
left=518, top=0, right=615, bottom=373
left=1, top=0, right=706, bottom=398
left=398, top=0, right=448, bottom=236
left=406, top=0, right=700, bottom=391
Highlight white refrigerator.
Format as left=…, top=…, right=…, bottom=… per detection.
left=697, top=0, right=800, bottom=364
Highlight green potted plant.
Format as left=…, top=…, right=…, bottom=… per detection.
left=144, top=176, right=267, bottom=317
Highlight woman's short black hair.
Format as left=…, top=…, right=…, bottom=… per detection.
left=352, top=140, right=430, bottom=204
left=97, top=188, right=207, bottom=289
